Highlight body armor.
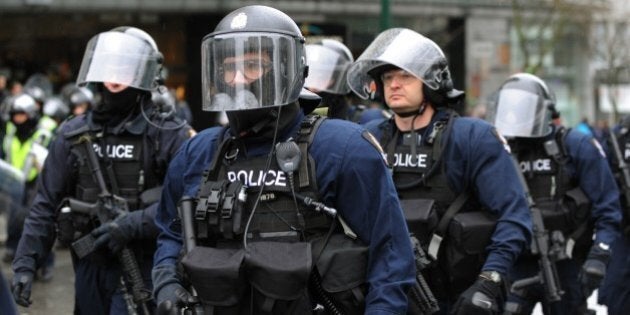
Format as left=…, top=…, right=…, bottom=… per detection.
left=378, top=113, right=496, bottom=296
left=183, top=116, right=367, bottom=314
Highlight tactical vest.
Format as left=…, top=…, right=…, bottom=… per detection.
left=510, top=127, right=592, bottom=258
left=193, top=116, right=331, bottom=245
left=378, top=113, right=496, bottom=295
left=510, top=127, right=593, bottom=259
left=68, top=132, right=157, bottom=209
left=59, top=126, right=162, bottom=253
left=182, top=115, right=368, bottom=315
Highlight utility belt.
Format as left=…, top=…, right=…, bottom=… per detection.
left=181, top=234, right=368, bottom=315
left=400, top=196, right=496, bottom=290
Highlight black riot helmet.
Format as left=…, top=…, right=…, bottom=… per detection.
left=76, top=26, right=163, bottom=92
left=69, top=87, right=94, bottom=108
left=347, top=28, right=464, bottom=107
left=23, top=86, right=47, bottom=105
left=43, top=96, right=70, bottom=122
left=486, top=73, right=555, bottom=138
left=304, top=39, right=353, bottom=95
left=201, top=5, right=308, bottom=112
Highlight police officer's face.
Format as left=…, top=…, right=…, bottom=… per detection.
left=221, top=52, right=272, bottom=86
left=73, top=103, right=89, bottom=116
left=11, top=112, right=28, bottom=125
left=104, top=82, right=129, bottom=93
left=381, top=69, right=424, bottom=112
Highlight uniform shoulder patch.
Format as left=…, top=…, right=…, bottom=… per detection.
left=590, top=138, right=606, bottom=158
left=491, top=128, right=511, bottom=154
left=362, top=130, right=387, bottom=163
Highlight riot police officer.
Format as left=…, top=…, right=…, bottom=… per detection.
left=304, top=39, right=354, bottom=119
left=11, top=26, right=192, bottom=314
left=486, top=73, right=621, bottom=314
left=42, top=96, right=70, bottom=127
left=68, top=86, right=94, bottom=116
left=347, top=28, right=533, bottom=314
left=152, top=5, right=415, bottom=314
left=599, top=114, right=630, bottom=315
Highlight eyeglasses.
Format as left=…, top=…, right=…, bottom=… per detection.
left=381, top=70, right=417, bottom=86
left=220, top=60, right=271, bottom=83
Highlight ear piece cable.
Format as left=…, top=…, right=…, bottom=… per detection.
left=275, top=139, right=306, bottom=236
left=242, top=107, right=282, bottom=250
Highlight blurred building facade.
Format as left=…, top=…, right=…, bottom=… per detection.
left=0, top=0, right=626, bottom=129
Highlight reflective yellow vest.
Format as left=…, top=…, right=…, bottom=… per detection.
left=2, top=122, right=53, bottom=182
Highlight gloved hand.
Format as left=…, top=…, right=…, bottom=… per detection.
left=12, top=270, right=34, bottom=307
left=91, top=210, right=145, bottom=253
left=578, top=243, right=610, bottom=298
left=451, top=273, right=506, bottom=315
left=155, top=283, right=200, bottom=315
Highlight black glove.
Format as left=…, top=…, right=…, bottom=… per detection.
left=155, top=283, right=200, bottom=315
left=92, top=210, right=145, bottom=253
left=451, top=273, right=506, bottom=315
left=12, top=271, right=34, bottom=307
left=578, top=243, right=610, bottom=298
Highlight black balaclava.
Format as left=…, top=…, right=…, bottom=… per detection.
left=226, top=102, right=300, bottom=139
left=321, top=92, right=350, bottom=120
left=92, top=85, right=146, bottom=125
left=14, top=117, right=38, bottom=142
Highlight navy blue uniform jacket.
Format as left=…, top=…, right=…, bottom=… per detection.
left=557, top=127, right=621, bottom=245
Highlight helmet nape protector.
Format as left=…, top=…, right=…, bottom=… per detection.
left=76, top=32, right=161, bottom=91
left=202, top=32, right=304, bottom=111
left=347, top=28, right=447, bottom=100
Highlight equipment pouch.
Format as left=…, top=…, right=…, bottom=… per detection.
left=538, top=199, right=567, bottom=233
left=399, top=199, right=438, bottom=245
left=181, top=246, right=246, bottom=307
left=56, top=207, right=75, bottom=245
left=245, top=241, right=312, bottom=313
left=445, top=211, right=496, bottom=285
left=561, top=187, right=591, bottom=229
left=311, top=233, right=368, bottom=315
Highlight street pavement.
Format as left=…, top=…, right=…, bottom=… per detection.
left=1, top=246, right=74, bottom=315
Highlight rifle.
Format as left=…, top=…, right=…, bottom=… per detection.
left=509, top=156, right=563, bottom=302
left=68, top=134, right=152, bottom=315
left=408, top=235, right=439, bottom=315
left=608, top=127, right=630, bottom=235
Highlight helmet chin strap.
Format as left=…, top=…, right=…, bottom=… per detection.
left=394, top=100, right=427, bottom=118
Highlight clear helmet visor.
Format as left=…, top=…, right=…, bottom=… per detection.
left=202, top=32, right=305, bottom=112
left=76, top=32, right=161, bottom=91
left=486, top=88, right=551, bottom=138
left=347, top=28, right=446, bottom=99
left=304, top=45, right=351, bottom=94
